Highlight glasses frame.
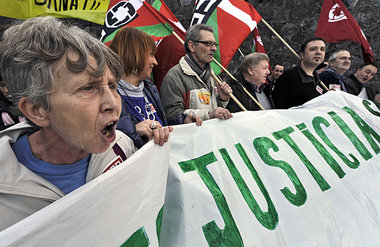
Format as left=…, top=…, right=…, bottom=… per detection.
left=193, top=40, right=218, bottom=48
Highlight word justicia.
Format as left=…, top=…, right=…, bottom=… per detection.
left=178, top=100, right=380, bottom=245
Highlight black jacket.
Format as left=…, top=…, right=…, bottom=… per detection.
left=227, top=73, right=273, bottom=113
left=344, top=73, right=362, bottom=96
left=272, top=65, right=327, bottom=109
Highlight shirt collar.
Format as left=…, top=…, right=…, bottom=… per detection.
left=297, top=65, right=320, bottom=86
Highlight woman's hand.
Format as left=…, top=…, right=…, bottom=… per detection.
left=136, top=120, right=172, bottom=146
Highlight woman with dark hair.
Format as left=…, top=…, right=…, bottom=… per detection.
left=109, top=27, right=173, bottom=148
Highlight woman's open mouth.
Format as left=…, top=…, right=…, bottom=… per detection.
left=100, top=121, right=117, bottom=143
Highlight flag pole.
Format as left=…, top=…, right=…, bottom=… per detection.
left=260, top=18, right=330, bottom=92
left=217, top=75, right=265, bottom=110
left=173, top=30, right=265, bottom=111
left=212, top=73, right=248, bottom=111
left=171, top=31, right=248, bottom=111
left=238, top=48, right=245, bottom=58
left=261, top=18, right=300, bottom=59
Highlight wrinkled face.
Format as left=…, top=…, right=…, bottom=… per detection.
left=139, top=48, right=157, bottom=81
left=189, top=30, right=217, bottom=68
left=0, top=81, right=12, bottom=101
left=250, top=60, right=270, bottom=86
left=355, top=65, right=378, bottom=84
left=302, top=40, right=326, bottom=68
left=330, top=50, right=351, bottom=75
left=271, top=65, right=284, bottom=80
left=46, top=54, right=121, bottom=154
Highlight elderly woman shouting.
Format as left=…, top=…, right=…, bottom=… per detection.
left=0, top=17, right=136, bottom=231
left=110, top=27, right=173, bottom=148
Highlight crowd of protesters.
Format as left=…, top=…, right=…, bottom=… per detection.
left=0, top=17, right=379, bottom=231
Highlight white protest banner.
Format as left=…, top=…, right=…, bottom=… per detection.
left=0, top=91, right=379, bottom=246
left=0, top=142, right=170, bottom=246
left=160, top=91, right=380, bottom=246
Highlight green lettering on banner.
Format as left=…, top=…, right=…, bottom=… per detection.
left=253, top=137, right=307, bottom=207
left=328, top=111, right=373, bottom=160
left=362, top=100, right=380, bottom=117
left=272, top=127, right=331, bottom=191
left=156, top=206, right=164, bottom=242
left=296, top=123, right=346, bottom=178
left=219, top=145, right=278, bottom=230
left=120, top=227, right=150, bottom=247
left=178, top=152, right=244, bottom=246
left=343, top=106, right=380, bottom=155
left=312, top=116, right=360, bottom=169
left=120, top=205, right=163, bottom=246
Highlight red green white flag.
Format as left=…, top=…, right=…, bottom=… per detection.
left=100, top=0, right=173, bottom=45
left=151, top=0, right=186, bottom=34
left=191, top=0, right=262, bottom=74
left=252, top=27, right=266, bottom=53
left=151, top=0, right=186, bottom=91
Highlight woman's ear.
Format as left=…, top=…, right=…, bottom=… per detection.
left=18, top=98, right=50, bottom=127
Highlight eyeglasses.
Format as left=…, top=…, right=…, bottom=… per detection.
left=193, top=40, right=218, bottom=48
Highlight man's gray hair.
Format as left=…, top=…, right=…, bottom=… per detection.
left=239, top=53, right=269, bottom=73
left=0, top=16, right=123, bottom=114
left=328, top=49, right=350, bottom=63
left=184, top=24, right=214, bottom=53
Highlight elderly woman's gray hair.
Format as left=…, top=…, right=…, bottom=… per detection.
left=184, top=24, right=214, bottom=53
left=0, top=16, right=123, bottom=114
left=239, top=53, right=269, bottom=73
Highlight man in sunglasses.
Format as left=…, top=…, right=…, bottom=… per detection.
left=160, top=24, right=233, bottom=125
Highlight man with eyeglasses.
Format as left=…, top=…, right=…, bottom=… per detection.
left=160, top=24, right=233, bottom=125
left=319, top=49, right=351, bottom=91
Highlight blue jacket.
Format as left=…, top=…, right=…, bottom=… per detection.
left=117, top=80, right=168, bottom=148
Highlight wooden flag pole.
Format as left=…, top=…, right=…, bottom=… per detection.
left=171, top=31, right=247, bottom=111
left=238, top=84, right=266, bottom=111
left=210, top=56, right=238, bottom=80
left=238, top=48, right=245, bottom=58
left=212, top=72, right=247, bottom=111
left=217, top=75, right=265, bottom=111
left=261, top=18, right=300, bottom=59
left=260, top=18, right=330, bottom=92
